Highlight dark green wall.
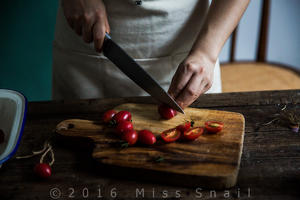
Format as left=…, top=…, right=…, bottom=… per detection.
left=0, top=0, right=58, bottom=101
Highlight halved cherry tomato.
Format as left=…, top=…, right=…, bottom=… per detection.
left=138, top=130, right=156, bottom=145
left=161, top=128, right=181, bottom=143
left=102, top=110, right=117, bottom=123
left=122, top=130, right=138, bottom=145
left=183, top=127, right=204, bottom=141
left=116, top=121, right=133, bottom=135
left=158, top=104, right=177, bottom=119
left=113, top=111, right=132, bottom=123
left=205, top=121, right=224, bottom=133
left=176, top=122, right=191, bottom=133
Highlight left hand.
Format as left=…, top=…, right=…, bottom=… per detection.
left=168, top=52, right=215, bottom=109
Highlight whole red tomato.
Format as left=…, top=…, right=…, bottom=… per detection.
left=138, top=130, right=156, bottom=145
left=158, top=104, right=177, bottom=119
left=34, top=163, right=51, bottom=178
left=113, top=111, right=132, bottom=123
left=122, top=130, right=138, bottom=145
left=116, top=121, right=133, bottom=135
left=102, top=110, right=117, bottom=123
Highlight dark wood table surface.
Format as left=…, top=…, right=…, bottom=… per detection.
left=1, top=90, right=300, bottom=200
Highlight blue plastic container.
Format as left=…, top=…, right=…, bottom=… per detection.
left=0, top=89, right=27, bottom=165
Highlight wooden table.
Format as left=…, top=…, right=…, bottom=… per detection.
left=0, top=90, right=300, bottom=200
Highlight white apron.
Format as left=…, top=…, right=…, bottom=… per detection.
left=52, top=0, right=222, bottom=100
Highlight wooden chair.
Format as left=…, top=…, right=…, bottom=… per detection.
left=221, top=0, right=300, bottom=92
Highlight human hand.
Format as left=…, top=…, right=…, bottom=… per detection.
left=168, top=52, right=215, bottom=109
left=61, top=0, right=110, bottom=52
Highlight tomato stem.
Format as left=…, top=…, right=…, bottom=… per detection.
left=154, top=156, right=164, bottom=163
left=191, top=120, right=195, bottom=127
left=108, top=120, right=117, bottom=127
left=120, top=142, right=129, bottom=149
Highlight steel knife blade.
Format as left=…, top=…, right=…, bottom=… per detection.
left=102, top=34, right=184, bottom=114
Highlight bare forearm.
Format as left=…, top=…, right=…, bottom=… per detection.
left=190, top=0, right=250, bottom=62
left=168, top=0, right=250, bottom=108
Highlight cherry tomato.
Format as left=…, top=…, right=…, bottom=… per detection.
left=205, top=121, right=224, bottom=133
left=161, top=128, right=181, bottom=143
left=113, top=111, right=132, bottom=123
left=122, top=130, right=138, bottom=145
left=34, top=163, right=51, bottom=178
left=102, top=110, right=117, bottom=123
left=158, top=104, right=177, bottom=119
left=0, top=129, right=5, bottom=144
left=176, top=122, right=191, bottom=133
left=138, top=130, right=156, bottom=145
left=183, top=127, right=204, bottom=141
left=116, top=121, right=133, bottom=135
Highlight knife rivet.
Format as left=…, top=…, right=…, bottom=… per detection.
left=135, top=0, right=142, bottom=5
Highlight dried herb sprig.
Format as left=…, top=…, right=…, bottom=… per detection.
left=280, top=109, right=300, bottom=126
left=257, top=104, right=299, bottom=133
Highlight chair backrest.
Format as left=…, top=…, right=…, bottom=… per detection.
left=230, top=0, right=270, bottom=62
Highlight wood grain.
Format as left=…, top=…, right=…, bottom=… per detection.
left=1, top=90, right=300, bottom=199
left=56, top=103, right=245, bottom=189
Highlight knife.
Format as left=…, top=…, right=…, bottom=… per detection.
left=102, top=33, right=184, bottom=114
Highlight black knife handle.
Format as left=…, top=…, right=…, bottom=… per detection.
left=103, top=33, right=112, bottom=57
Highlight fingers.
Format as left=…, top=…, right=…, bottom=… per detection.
left=93, top=21, right=106, bottom=52
left=175, top=74, right=204, bottom=108
left=73, top=20, right=83, bottom=36
left=71, top=15, right=107, bottom=51
left=82, top=19, right=93, bottom=43
left=176, top=74, right=213, bottom=108
left=62, top=0, right=109, bottom=49
left=168, top=63, right=193, bottom=99
left=203, top=80, right=213, bottom=93
left=104, top=16, right=110, bottom=33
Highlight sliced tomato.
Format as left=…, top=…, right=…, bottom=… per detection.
left=183, top=127, right=204, bottom=141
left=176, top=122, right=191, bottom=133
left=205, top=121, right=223, bottom=133
left=161, top=128, right=181, bottom=143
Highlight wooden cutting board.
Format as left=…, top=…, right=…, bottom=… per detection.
left=56, top=103, right=245, bottom=189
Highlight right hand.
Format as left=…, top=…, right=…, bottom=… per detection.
left=62, top=0, right=110, bottom=52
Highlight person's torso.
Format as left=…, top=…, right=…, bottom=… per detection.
left=54, top=0, right=209, bottom=59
